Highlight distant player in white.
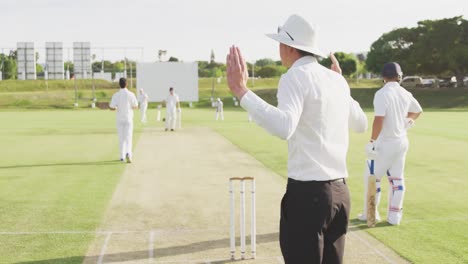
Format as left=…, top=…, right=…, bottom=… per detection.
left=164, top=87, right=180, bottom=131
left=215, top=98, right=224, bottom=121
left=359, top=62, right=422, bottom=225
left=138, top=89, right=149, bottom=123
left=109, top=78, right=138, bottom=163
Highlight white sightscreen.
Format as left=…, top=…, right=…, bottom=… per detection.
left=46, top=42, right=64, bottom=79
left=73, top=42, right=91, bottom=79
left=17, top=42, right=36, bottom=80
left=137, top=62, right=198, bottom=102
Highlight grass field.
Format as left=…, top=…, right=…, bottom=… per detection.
left=1, top=109, right=467, bottom=263
left=205, top=110, right=468, bottom=263
left=1, top=78, right=467, bottom=110
left=0, top=78, right=384, bottom=110
left=0, top=111, right=143, bottom=263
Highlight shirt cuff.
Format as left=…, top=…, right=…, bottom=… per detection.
left=240, top=90, right=261, bottom=113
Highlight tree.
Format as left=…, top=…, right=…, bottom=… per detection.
left=255, top=58, right=276, bottom=67
left=0, top=51, right=17, bottom=79
left=168, top=56, right=179, bottom=62
left=366, top=16, right=468, bottom=87
left=256, top=65, right=286, bottom=78
left=411, top=16, right=468, bottom=87
left=64, top=61, right=74, bottom=73
left=366, top=27, right=419, bottom=75
left=113, top=61, right=124, bottom=73
left=92, top=60, right=114, bottom=72
left=320, top=52, right=358, bottom=77
left=36, top=64, right=44, bottom=73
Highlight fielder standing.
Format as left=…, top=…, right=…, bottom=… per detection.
left=164, top=87, right=180, bottom=131
left=226, top=14, right=367, bottom=263
left=215, top=97, right=224, bottom=121
left=359, top=62, right=422, bottom=225
left=138, top=89, right=149, bottom=123
left=109, top=78, right=138, bottom=163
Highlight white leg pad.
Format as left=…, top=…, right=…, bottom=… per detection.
left=388, top=179, right=405, bottom=225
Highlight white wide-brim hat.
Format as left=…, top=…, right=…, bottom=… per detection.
left=266, top=14, right=327, bottom=58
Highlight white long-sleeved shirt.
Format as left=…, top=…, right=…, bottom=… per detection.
left=110, top=88, right=138, bottom=123
left=138, top=93, right=149, bottom=106
left=240, top=56, right=367, bottom=181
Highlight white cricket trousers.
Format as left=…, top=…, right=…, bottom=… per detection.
left=117, top=120, right=133, bottom=160
left=140, top=103, right=148, bottom=123
left=166, top=110, right=176, bottom=129
left=215, top=110, right=224, bottom=121
left=363, top=137, right=409, bottom=225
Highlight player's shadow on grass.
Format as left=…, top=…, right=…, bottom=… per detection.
left=14, top=232, right=279, bottom=264
left=348, top=218, right=392, bottom=231
left=0, top=160, right=121, bottom=169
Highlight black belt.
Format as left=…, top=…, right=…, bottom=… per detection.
left=288, top=178, right=345, bottom=184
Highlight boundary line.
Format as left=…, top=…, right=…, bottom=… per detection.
left=97, top=232, right=112, bottom=264
left=149, top=229, right=155, bottom=260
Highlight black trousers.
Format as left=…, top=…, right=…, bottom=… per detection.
left=280, top=178, right=350, bottom=264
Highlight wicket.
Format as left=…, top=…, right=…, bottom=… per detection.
left=229, top=177, right=256, bottom=260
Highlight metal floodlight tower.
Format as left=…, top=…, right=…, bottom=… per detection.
left=101, top=48, right=105, bottom=73
left=91, top=53, right=96, bottom=107
left=82, top=49, right=86, bottom=79
left=74, top=70, right=78, bottom=107
left=66, top=48, right=70, bottom=80
left=129, top=59, right=133, bottom=90
left=124, top=57, right=127, bottom=79
left=44, top=63, right=49, bottom=92
left=251, top=60, right=255, bottom=87
left=0, top=48, right=4, bottom=81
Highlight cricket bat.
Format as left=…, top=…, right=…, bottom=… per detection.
left=367, top=160, right=377, bottom=227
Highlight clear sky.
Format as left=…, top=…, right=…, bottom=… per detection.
left=1, top=0, right=467, bottom=63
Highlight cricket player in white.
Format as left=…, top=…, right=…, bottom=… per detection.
left=215, top=98, right=224, bottom=121
left=359, top=62, right=422, bottom=225
left=138, top=89, right=149, bottom=123
left=164, top=87, right=180, bottom=131
left=109, top=78, right=138, bottom=163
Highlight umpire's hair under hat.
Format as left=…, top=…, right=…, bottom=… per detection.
left=382, top=62, right=403, bottom=78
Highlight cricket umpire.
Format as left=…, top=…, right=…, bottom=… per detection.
left=226, top=14, right=368, bottom=263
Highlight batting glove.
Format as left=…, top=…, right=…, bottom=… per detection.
left=365, top=140, right=378, bottom=159
left=405, top=118, right=415, bottom=129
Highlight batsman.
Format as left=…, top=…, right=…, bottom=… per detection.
left=359, top=62, right=423, bottom=226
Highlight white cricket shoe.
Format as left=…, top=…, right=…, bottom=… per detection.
left=387, top=211, right=402, bottom=225
left=357, top=212, right=381, bottom=222
left=125, top=153, right=132, bottom=164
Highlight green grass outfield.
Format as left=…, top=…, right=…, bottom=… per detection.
left=0, top=111, right=143, bottom=263
left=0, top=78, right=383, bottom=109
left=0, top=109, right=467, bottom=263
left=206, top=109, right=468, bottom=263
left=1, top=78, right=467, bottom=110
